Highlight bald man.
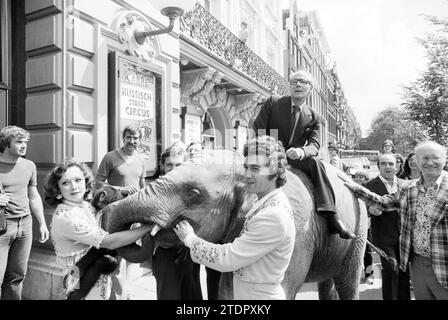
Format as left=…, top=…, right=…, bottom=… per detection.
left=364, top=154, right=411, bottom=300
left=253, top=69, right=355, bottom=239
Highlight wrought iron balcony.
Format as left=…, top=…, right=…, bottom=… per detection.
left=179, top=3, right=289, bottom=95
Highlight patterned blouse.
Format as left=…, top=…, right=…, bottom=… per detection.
left=50, top=201, right=111, bottom=299
left=413, top=180, right=441, bottom=257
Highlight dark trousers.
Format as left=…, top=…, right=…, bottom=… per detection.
left=378, top=243, right=411, bottom=300
left=205, top=267, right=221, bottom=300
left=291, top=157, right=336, bottom=214
left=364, top=228, right=373, bottom=277
left=152, top=247, right=202, bottom=300
left=410, top=253, right=448, bottom=300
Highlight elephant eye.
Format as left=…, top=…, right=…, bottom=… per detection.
left=189, top=188, right=201, bottom=197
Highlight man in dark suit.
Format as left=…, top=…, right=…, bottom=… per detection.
left=253, top=69, right=355, bottom=239
left=364, top=154, right=410, bottom=300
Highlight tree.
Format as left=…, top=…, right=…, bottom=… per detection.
left=357, top=106, right=427, bottom=155
left=402, top=14, right=448, bottom=145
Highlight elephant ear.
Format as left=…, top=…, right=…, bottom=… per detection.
left=222, top=183, right=257, bottom=243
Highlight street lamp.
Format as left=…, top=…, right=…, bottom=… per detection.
left=134, top=0, right=196, bottom=44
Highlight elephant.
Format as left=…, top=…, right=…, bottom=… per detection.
left=101, top=149, right=368, bottom=299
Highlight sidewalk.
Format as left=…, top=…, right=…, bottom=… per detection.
left=127, top=264, right=209, bottom=300
left=127, top=252, right=413, bottom=300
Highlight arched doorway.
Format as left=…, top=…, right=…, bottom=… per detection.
left=205, top=107, right=232, bottom=150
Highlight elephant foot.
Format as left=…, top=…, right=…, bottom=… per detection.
left=328, top=214, right=356, bottom=239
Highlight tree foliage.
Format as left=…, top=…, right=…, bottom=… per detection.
left=402, top=14, right=448, bottom=145
left=357, top=106, right=427, bottom=155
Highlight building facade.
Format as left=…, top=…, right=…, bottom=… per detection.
left=0, top=0, right=289, bottom=299
left=178, top=0, right=288, bottom=152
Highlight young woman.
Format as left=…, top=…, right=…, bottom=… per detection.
left=399, top=153, right=421, bottom=180
left=44, top=160, right=151, bottom=300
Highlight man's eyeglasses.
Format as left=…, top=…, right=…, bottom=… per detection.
left=290, top=78, right=311, bottom=86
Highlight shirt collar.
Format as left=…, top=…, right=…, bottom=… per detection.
left=416, top=170, right=447, bottom=192
left=378, top=175, right=398, bottom=190
left=291, top=100, right=304, bottom=113
left=245, top=188, right=282, bottom=217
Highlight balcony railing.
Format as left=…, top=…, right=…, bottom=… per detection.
left=180, top=3, right=289, bottom=95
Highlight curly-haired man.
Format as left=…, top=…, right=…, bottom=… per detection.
left=174, top=135, right=296, bottom=299
left=0, top=126, right=49, bottom=300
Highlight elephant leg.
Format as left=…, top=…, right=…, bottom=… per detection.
left=282, top=252, right=312, bottom=300
left=318, top=279, right=339, bottom=300
left=333, top=237, right=366, bottom=300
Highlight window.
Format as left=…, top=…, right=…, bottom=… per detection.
left=204, top=0, right=211, bottom=11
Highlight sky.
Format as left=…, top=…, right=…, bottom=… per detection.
left=280, top=0, right=448, bottom=137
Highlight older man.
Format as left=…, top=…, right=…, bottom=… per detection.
left=364, top=154, right=410, bottom=299
left=253, top=68, right=354, bottom=239
left=345, top=141, right=448, bottom=300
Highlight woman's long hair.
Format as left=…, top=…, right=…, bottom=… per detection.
left=398, top=152, right=416, bottom=179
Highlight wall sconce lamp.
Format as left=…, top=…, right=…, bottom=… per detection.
left=134, top=0, right=196, bottom=45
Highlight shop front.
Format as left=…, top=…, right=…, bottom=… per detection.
left=8, top=0, right=188, bottom=299
left=2, top=0, right=286, bottom=299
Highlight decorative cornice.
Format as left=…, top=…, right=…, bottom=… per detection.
left=110, top=10, right=159, bottom=62
left=191, top=71, right=223, bottom=103
left=180, top=67, right=215, bottom=107
left=230, top=93, right=266, bottom=126
left=180, top=4, right=289, bottom=96
left=209, top=87, right=227, bottom=109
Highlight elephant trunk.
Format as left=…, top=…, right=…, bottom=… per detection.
left=102, top=179, right=180, bottom=263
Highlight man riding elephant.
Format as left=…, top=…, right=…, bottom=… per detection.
left=101, top=145, right=367, bottom=299
left=253, top=68, right=355, bottom=239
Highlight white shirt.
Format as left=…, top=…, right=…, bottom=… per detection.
left=378, top=175, right=399, bottom=194
left=185, top=188, right=296, bottom=299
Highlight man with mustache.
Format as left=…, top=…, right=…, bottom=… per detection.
left=95, top=123, right=146, bottom=299
left=253, top=68, right=355, bottom=239
left=96, top=123, right=146, bottom=194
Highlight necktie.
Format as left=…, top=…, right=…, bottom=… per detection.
left=289, top=105, right=300, bottom=139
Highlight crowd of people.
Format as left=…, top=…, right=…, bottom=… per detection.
left=0, top=67, right=447, bottom=300
left=330, top=137, right=448, bottom=300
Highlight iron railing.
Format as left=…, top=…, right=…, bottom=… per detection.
left=180, top=3, right=289, bottom=95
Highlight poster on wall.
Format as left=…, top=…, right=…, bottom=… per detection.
left=118, top=58, right=157, bottom=173
left=184, top=114, right=202, bottom=147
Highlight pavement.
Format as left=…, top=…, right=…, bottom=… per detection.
left=126, top=252, right=410, bottom=300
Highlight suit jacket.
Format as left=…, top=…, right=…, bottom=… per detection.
left=253, top=96, right=323, bottom=157
left=364, top=176, right=402, bottom=246
left=351, top=171, right=448, bottom=288
left=185, top=189, right=296, bottom=299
